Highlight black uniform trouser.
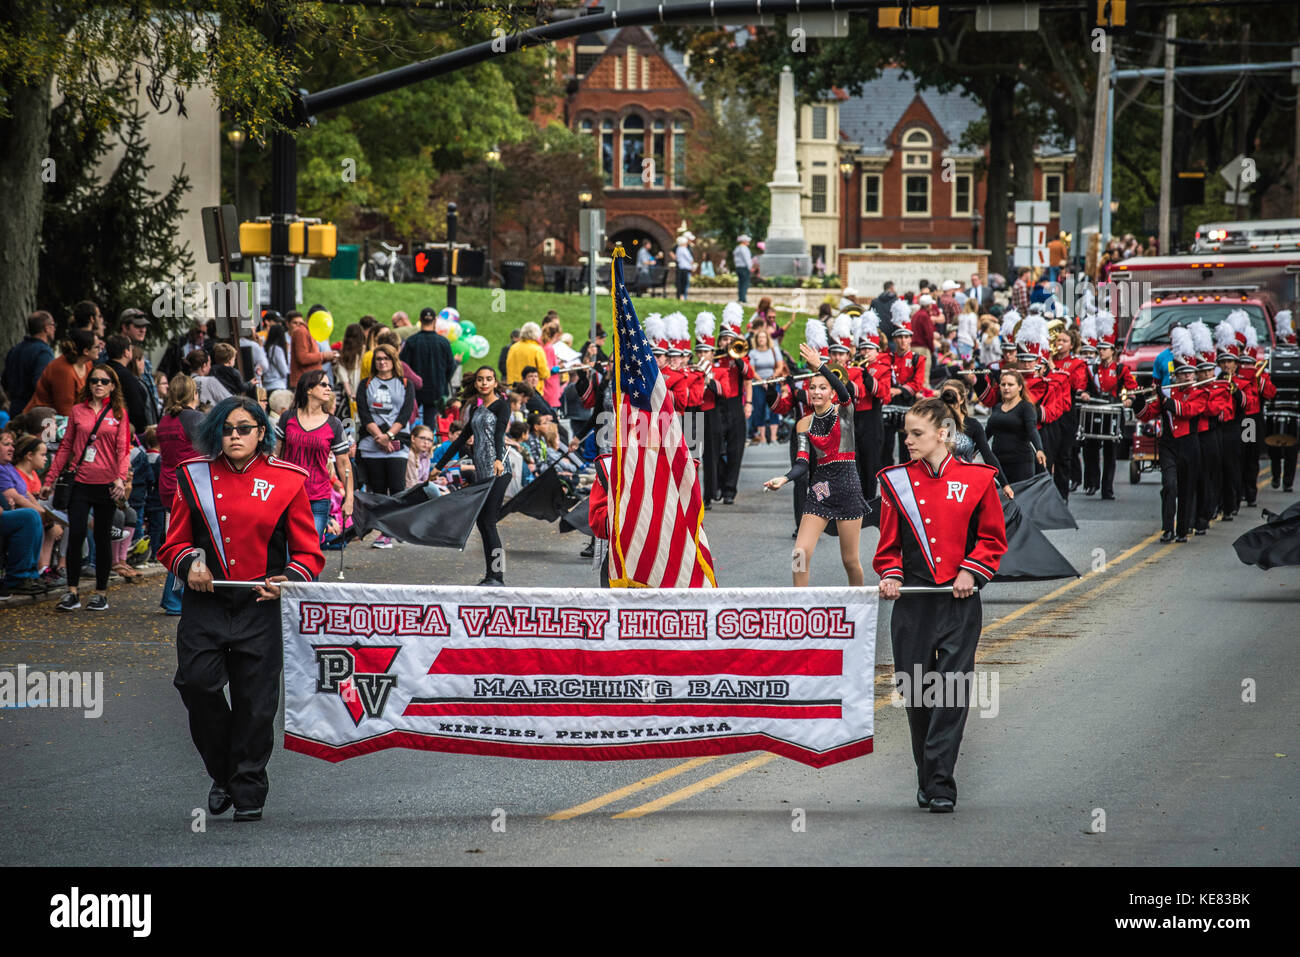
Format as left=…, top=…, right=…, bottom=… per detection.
left=891, top=590, right=983, bottom=802
left=1159, top=433, right=1200, bottom=536
left=1068, top=408, right=1084, bottom=485
left=1268, top=443, right=1298, bottom=488
left=1196, top=428, right=1221, bottom=530
left=1218, top=420, right=1243, bottom=516
left=1082, top=438, right=1117, bottom=496
left=1240, top=415, right=1260, bottom=505
left=702, top=407, right=722, bottom=502
left=174, top=588, right=282, bottom=810
left=856, top=407, right=882, bottom=502
left=718, top=395, right=746, bottom=497
left=1048, top=411, right=1076, bottom=500
left=1037, top=421, right=1057, bottom=477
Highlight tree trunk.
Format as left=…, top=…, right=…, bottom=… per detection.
left=0, top=78, right=52, bottom=353
left=984, top=75, right=1017, bottom=276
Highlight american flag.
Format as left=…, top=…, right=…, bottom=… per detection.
left=609, top=248, right=715, bottom=588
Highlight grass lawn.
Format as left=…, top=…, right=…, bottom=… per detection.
left=239, top=275, right=813, bottom=357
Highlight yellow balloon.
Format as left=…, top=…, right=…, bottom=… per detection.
left=308, top=310, right=334, bottom=341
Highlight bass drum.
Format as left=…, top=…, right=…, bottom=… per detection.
left=1263, top=405, right=1300, bottom=448
left=882, top=404, right=910, bottom=431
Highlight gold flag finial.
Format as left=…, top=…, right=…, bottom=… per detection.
left=612, top=242, right=628, bottom=259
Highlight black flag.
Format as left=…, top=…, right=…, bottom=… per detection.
left=352, top=478, right=503, bottom=549
left=1233, top=500, right=1300, bottom=569
left=500, top=466, right=573, bottom=522
left=1008, top=472, right=1078, bottom=530
left=993, top=496, right=1079, bottom=581
left=559, top=496, right=593, bottom=536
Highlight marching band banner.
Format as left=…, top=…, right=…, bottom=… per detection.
left=282, top=584, right=877, bottom=768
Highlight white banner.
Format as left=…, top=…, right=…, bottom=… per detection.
left=282, top=584, right=877, bottom=767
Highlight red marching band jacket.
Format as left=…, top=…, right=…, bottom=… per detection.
left=891, top=350, right=931, bottom=399
left=873, top=454, right=1008, bottom=588
left=710, top=355, right=755, bottom=401
left=848, top=359, right=892, bottom=412
left=1025, top=370, right=1071, bottom=425
left=1196, top=379, right=1234, bottom=428
left=1094, top=360, right=1138, bottom=399
left=1137, top=385, right=1206, bottom=439
left=1236, top=370, right=1275, bottom=416
left=159, top=453, right=325, bottom=584
left=588, top=453, right=612, bottom=541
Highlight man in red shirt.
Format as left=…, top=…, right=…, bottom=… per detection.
left=287, top=310, right=335, bottom=388
left=909, top=296, right=938, bottom=371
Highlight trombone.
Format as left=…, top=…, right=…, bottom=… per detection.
left=751, top=366, right=848, bottom=388
left=727, top=339, right=750, bottom=360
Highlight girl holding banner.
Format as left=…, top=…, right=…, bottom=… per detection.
left=874, top=398, right=1007, bottom=814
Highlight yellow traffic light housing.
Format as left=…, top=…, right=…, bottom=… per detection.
left=878, top=5, right=941, bottom=30
left=1097, top=0, right=1127, bottom=28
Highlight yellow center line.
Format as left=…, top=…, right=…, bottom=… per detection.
left=611, top=754, right=779, bottom=819
left=546, top=756, right=722, bottom=821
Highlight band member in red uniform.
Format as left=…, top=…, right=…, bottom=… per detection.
left=587, top=451, right=613, bottom=587
left=1237, top=350, right=1274, bottom=506
left=763, top=343, right=865, bottom=585
left=1213, top=347, right=1245, bottom=518
left=1137, top=332, right=1205, bottom=543
left=713, top=304, right=755, bottom=505
left=692, top=313, right=720, bottom=509
left=159, top=395, right=324, bottom=822
left=1085, top=334, right=1136, bottom=499
left=888, top=321, right=930, bottom=465
left=874, top=397, right=1008, bottom=813
left=1191, top=352, right=1227, bottom=535
left=853, top=315, right=892, bottom=501
left=1048, top=326, right=1088, bottom=498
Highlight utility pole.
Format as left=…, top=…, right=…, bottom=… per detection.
left=1236, top=24, right=1250, bottom=221
left=1159, top=15, right=1176, bottom=255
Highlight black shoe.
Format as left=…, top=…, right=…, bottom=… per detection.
left=1194, top=528, right=1207, bottom=536
left=233, top=806, right=262, bottom=822
left=1220, top=514, right=1233, bottom=522
left=86, top=594, right=108, bottom=611
left=208, top=783, right=233, bottom=816
left=703, top=502, right=712, bottom=510
left=1175, top=534, right=1188, bottom=543
left=929, top=796, right=955, bottom=813
left=1160, top=532, right=1175, bottom=543
left=722, top=496, right=735, bottom=505
left=713, top=490, right=722, bottom=502
left=579, top=543, right=595, bottom=559
left=1069, top=480, right=1080, bottom=492
left=916, top=788, right=930, bottom=809
left=1083, top=486, right=1097, bottom=496
left=476, top=576, right=504, bottom=586
left=1286, top=486, right=1295, bottom=493
left=1273, top=476, right=1282, bottom=489
left=10, top=578, right=46, bottom=596
left=1101, top=493, right=1116, bottom=500
left=55, top=592, right=81, bottom=612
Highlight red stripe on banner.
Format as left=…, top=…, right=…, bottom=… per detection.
left=285, top=731, right=873, bottom=769
left=426, top=648, right=843, bottom=676
left=402, top=703, right=841, bottom=718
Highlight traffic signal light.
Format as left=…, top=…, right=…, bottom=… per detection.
left=878, top=5, right=941, bottom=30
left=239, top=220, right=336, bottom=257
left=1097, top=0, right=1127, bottom=28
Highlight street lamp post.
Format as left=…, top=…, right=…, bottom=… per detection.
left=578, top=190, right=596, bottom=344
left=838, top=159, right=854, bottom=257
left=227, top=128, right=246, bottom=216
left=485, top=145, right=500, bottom=284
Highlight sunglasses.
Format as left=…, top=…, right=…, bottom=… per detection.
left=221, top=424, right=259, bottom=437
left=88, top=377, right=113, bottom=386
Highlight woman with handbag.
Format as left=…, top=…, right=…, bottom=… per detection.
left=355, top=345, right=413, bottom=548
left=42, top=364, right=132, bottom=611
left=156, top=373, right=203, bottom=614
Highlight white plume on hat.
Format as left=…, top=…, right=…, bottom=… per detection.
left=1000, top=308, right=1022, bottom=340
left=643, top=312, right=666, bottom=343
left=804, top=318, right=828, bottom=350
left=1188, top=320, right=1213, bottom=355
left=721, top=301, right=745, bottom=332
left=849, top=313, right=862, bottom=342
left=831, top=314, right=853, bottom=347
left=1079, top=315, right=1098, bottom=344
left=1244, top=325, right=1258, bottom=350
left=1213, top=319, right=1237, bottom=349
left=665, top=311, right=689, bottom=342
left=890, top=299, right=911, bottom=327
left=1016, top=315, right=1050, bottom=351
left=1227, top=309, right=1251, bottom=335
left=1027, top=301, right=1045, bottom=315
left=693, top=311, right=714, bottom=340
left=1171, top=326, right=1196, bottom=361
left=859, top=312, right=880, bottom=342
left=1095, top=309, right=1115, bottom=339
left=1275, top=309, right=1293, bottom=336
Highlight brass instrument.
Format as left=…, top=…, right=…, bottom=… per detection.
left=727, top=339, right=750, bottom=359
left=1123, top=379, right=1200, bottom=398
left=751, top=365, right=847, bottom=388
left=1046, top=318, right=1067, bottom=339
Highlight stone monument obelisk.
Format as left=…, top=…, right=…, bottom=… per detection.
left=759, top=66, right=811, bottom=278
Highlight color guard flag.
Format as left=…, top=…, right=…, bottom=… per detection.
left=609, top=245, right=715, bottom=587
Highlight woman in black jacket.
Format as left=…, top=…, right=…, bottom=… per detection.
left=985, top=369, right=1047, bottom=484
left=431, top=365, right=510, bottom=585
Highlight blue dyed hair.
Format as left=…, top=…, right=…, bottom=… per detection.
left=194, top=396, right=276, bottom=457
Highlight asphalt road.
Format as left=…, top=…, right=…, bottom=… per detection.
left=1, top=444, right=1296, bottom=866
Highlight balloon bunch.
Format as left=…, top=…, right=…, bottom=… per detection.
left=436, top=307, right=489, bottom=360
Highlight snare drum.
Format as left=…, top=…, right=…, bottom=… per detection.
left=1264, top=405, right=1300, bottom=448
left=1077, top=401, right=1124, bottom=441
left=882, top=404, right=910, bottom=430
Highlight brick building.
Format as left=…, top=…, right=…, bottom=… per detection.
left=550, top=26, right=707, bottom=261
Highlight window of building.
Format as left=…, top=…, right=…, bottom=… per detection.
left=904, top=152, right=930, bottom=169
left=811, top=174, right=828, bottom=213
left=575, top=49, right=602, bottom=76
left=861, top=242, right=883, bottom=250
left=641, top=56, right=650, bottom=90
left=622, top=114, right=645, bottom=188
left=862, top=173, right=881, bottom=216
left=579, top=118, right=593, bottom=134
left=902, top=243, right=931, bottom=250
left=1044, top=173, right=1062, bottom=214
left=672, top=123, right=688, bottom=187
left=601, top=119, right=614, bottom=188
left=613, top=57, right=622, bottom=90
left=904, top=174, right=930, bottom=216
left=812, top=106, right=828, bottom=140
left=953, top=173, right=972, bottom=216
left=902, top=128, right=932, bottom=147
left=951, top=243, right=973, bottom=250
left=651, top=120, right=666, bottom=188
left=543, top=237, right=558, bottom=257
